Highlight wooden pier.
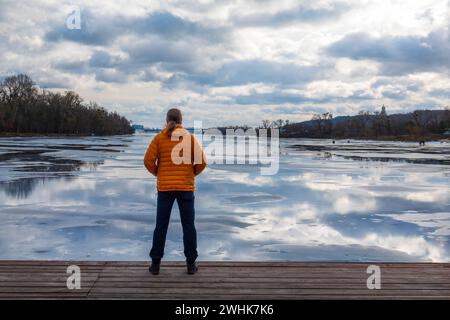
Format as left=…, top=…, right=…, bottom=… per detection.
left=1, top=261, right=450, bottom=299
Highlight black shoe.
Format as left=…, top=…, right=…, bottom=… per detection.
left=187, top=262, right=198, bottom=275
left=149, top=262, right=160, bottom=275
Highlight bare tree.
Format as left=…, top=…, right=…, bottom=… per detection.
left=272, top=119, right=284, bottom=128
left=261, top=120, right=271, bottom=129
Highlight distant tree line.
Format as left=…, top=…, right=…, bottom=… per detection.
left=259, top=119, right=290, bottom=129
left=280, top=106, right=450, bottom=140
left=0, top=74, right=134, bottom=135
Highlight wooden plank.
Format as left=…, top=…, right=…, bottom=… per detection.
left=0, top=281, right=97, bottom=287
left=0, top=261, right=105, bottom=266
left=3, top=294, right=449, bottom=300
left=4, top=277, right=449, bottom=286
left=95, top=273, right=450, bottom=278
left=99, top=264, right=450, bottom=270
left=98, top=268, right=450, bottom=275
left=88, top=282, right=450, bottom=290
left=87, top=286, right=450, bottom=295
left=84, top=277, right=450, bottom=284
left=0, top=287, right=91, bottom=293
left=96, top=272, right=450, bottom=279
left=101, top=262, right=450, bottom=269
left=84, top=294, right=450, bottom=301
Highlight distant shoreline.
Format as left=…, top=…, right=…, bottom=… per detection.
left=1, top=74, right=134, bottom=136
left=1, top=131, right=449, bottom=143
left=0, top=132, right=134, bottom=138
left=284, top=135, right=450, bottom=143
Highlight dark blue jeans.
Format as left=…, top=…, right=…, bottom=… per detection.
left=150, top=191, right=198, bottom=264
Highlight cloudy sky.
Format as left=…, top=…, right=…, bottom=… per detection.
left=1, top=0, right=449, bottom=127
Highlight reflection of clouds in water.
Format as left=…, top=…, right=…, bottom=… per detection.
left=333, top=195, right=377, bottom=214
left=282, top=172, right=377, bottom=214
left=204, top=168, right=274, bottom=186
left=0, top=219, right=71, bottom=259
left=98, top=239, right=149, bottom=257
left=282, top=172, right=354, bottom=190
left=282, top=168, right=449, bottom=211
left=231, top=204, right=446, bottom=261
left=380, top=212, right=450, bottom=237
left=282, top=170, right=392, bottom=193
left=109, top=219, right=149, bottom=232
left=405, top=190, right=449, bottom=203
left=362, top=234, right=444, bottom=262
left=1, top=135, right=450, bottom=261
left=0, top=209, right=153, bottom=260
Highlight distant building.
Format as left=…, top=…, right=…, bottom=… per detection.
left=380, top=105, right=387, bottom=116
left=132, top=124, right=144, bottom=131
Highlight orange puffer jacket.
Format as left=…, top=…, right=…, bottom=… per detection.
left=144, top=124, right=207, bottom=191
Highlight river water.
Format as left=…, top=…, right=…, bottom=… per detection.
left=0, top=134, right=449, bottom=261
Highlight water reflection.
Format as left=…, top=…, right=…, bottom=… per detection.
left=0, top=135, right=449, bottom=261
left=0, top=140, right=108, bottom=198
left=0, top=177, right=68, bottom=199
